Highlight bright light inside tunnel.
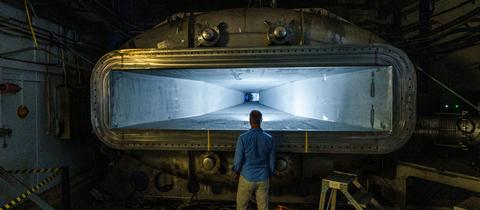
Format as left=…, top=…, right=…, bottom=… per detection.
left=109, top=66, right=393, bottom=131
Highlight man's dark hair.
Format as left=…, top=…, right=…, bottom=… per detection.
left=249, top=110, right=262, bottom=124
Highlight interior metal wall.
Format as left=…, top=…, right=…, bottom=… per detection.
left=110, top=71, right=244, bottom=128
left=0, top=2, right=95, bottom=204
left=260, top=67, right=393, bottom=130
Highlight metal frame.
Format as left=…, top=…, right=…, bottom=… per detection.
left=319, top=171, right=384, bottom=210
left=0, top=166, right=70, bottom=210
left=91, top=44, right=416, bottom=154
left=393, top=161, right=480, bottom=210
left=0, top=167, right=54, bottom=210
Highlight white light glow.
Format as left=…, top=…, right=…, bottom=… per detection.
left=111, top=66, right=393, bottom=131
left=251, top=93, right=260, bottom=101
left=262, top=114, right=290, bottom=122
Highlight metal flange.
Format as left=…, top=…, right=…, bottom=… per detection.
left=265, top=20, right=298, bottom=45
left=195, top=23, right=224, bottom=47
left=199, top=152, right=221, bottom=174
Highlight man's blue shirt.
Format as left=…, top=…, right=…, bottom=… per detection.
left=233, top=128, right=275, bottom=182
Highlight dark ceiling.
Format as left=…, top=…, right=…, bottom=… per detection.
left=1, top=0, right=477, bottom=57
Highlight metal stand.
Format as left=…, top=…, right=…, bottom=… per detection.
left=454, top=196, right=480, bottom=210
left=393, top=162, right=480, bottom=210
left=318, top=171, right=384, bottom=210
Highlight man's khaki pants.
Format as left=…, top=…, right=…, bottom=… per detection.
left=236, top=175, right=269, bottom=210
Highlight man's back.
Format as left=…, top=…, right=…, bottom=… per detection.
left=234, top=110, right=274, bottom=210
left=233, top=128, right=275, bottom=182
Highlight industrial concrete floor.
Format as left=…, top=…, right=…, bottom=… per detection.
left=126, top=102, right=373, bottom=131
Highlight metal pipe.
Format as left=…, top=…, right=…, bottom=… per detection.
left=414, top=115, right=480, bottom=146
left=395, top=7, right=480, bottom=47
left=0, top=67, right=2, bottom=129
left=0, top=16, right=103, bottom=53
left=0, top=46, right=93, bottom=72
left=5, top=15, right=102, bottom=50
left=61, top=166, right=71, bottom=210
left=416, top=67, right=480, bottom=113
left=0, top=18, right=69, bottom=46
left=399, top=0, right=476, bottom=34
left=431, top=34, right=480, bottom=54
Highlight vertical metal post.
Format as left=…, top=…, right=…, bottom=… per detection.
left=61, top=166, right=71, bottom=210
left=394, top=178, right=407, bottom=210
left=418, top=0, right=432, bottom=36
left=330, top=189, right=337, bottom=210
left=418, top=0, right=432, bottom=76
left=418, top=0, right=434, bottom=113
left=391, top=0, right=402, bottom=39
left=318, top=180, right=328, bottom=210
left=341, top=188, right=363, bottom=210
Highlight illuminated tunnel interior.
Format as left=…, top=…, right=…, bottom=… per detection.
left=109, top=67, right=393, bottom=131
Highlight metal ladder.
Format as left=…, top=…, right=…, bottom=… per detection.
left=318, top=171, right=384, bottom=210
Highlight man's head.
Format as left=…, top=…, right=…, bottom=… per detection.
left=249, top=110, right=262, bottom=128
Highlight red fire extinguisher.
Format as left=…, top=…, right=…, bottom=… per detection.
left=0, top=83, right=22, bottom=94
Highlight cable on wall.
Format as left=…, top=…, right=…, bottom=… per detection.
left=417, top=66, right=480, bottom=112
left=23, top=0, right=38, bottom=48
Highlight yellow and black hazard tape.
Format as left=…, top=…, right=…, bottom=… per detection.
left=6, top=167, right=62, bottom=175
left=0, top=169, right=63, bottom=210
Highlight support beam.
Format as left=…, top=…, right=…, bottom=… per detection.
left=0, top=167, right=54, bottom=210
left=393, top=161, right=480, bottom=210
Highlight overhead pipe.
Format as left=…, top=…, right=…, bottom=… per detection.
left=396, top=8, right=480, bottom=47
left=0, top=15, right=103, bottom=52
left=0, top=47, right=92, bottom=72
left=7, top=16, right=102, bottom=50
left=399, top=0, right=476, bottom=34
left=0, top=19, right=97, bottom=66
left=414, top=114, right=480, bottom=147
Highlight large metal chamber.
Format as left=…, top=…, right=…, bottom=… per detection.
left=90, top=7, right=419, bottom=205
left=92, top=7, right=417, bottom=151
left=91, top=45, right=416, bottom=153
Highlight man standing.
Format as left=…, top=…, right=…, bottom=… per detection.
left=233, top=110, right=275, bottom=210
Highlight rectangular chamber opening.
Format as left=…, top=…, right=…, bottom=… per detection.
left=109, top=67, right=392, bottom=131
